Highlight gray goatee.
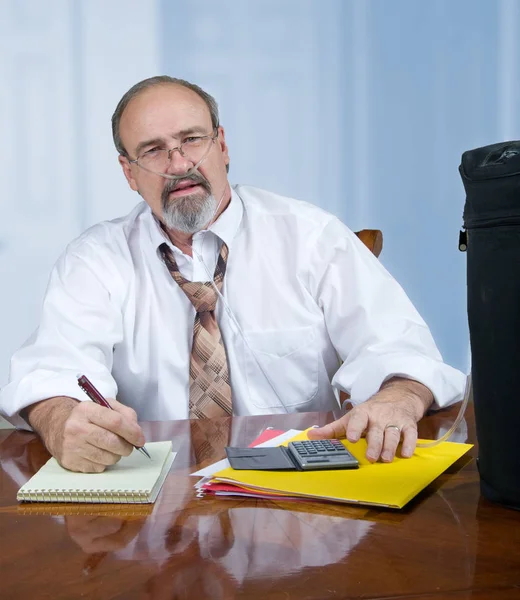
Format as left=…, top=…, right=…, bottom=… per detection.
left=161, top=173, right=216, bottom=234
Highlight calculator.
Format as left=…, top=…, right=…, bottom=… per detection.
left=287, top=439, right=359, bottom=471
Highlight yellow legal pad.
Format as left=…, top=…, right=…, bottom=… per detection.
left=212, top=431, right=473, bottom=509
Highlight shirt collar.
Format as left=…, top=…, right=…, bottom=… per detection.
left=148, top=186, right=243, bottom=254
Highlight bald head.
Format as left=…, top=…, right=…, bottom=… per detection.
left=112, top=76, right=220, bottom=157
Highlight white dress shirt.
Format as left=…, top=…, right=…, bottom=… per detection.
left=0, top=185, right=465, bottom=427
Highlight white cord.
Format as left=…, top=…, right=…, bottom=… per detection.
left=415, top=372, right=471, bottom=448
left=191, top=185, right=291, bottom=414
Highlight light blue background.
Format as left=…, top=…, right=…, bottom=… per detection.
left=159, top=0, right=520, bottom=371
left=1, top=0, right=519, bottom=388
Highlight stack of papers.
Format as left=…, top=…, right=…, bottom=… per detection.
left=193, top=429, right=472, bottom=509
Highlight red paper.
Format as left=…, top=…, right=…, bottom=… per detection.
left=200, top=428, right=286, bottom=499
left=247, top=429, right=285, bottom=448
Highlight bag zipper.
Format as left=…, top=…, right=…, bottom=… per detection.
left=459, top=216, right=520, bottom=251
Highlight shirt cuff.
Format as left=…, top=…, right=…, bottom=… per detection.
left=0, top=369, right=118, bottom=430
left=332, top=354, right=466, bottom=410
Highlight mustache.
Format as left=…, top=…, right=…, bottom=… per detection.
left=162, top=172, right=211, bottom=196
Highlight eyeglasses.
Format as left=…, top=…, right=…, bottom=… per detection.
left=128, top=129, right=218, bottom=175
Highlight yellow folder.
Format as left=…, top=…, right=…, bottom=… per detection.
left=212, top=430, right=472, bottom=509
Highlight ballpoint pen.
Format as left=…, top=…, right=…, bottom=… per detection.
left=77, top=374, right=151, bottom=459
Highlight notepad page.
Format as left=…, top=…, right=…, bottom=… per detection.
left=149, top=451, right=175, bottom=502
left=18, top=441, right=174, bottom=502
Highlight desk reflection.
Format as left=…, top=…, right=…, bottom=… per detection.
left=63, top=498, right=373, bottom=599
left=0, top=405, right=497, bottom=600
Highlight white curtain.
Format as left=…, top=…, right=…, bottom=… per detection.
left=0, top=0, right=160, bottom=386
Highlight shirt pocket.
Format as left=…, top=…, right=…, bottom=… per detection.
left=242, top=325, right=319, bottom=410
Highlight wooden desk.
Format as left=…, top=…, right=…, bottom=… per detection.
left=0, top=405, right=519, bottom=600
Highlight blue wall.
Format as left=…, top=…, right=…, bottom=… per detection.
left=160, top=0, right=520, bottom=370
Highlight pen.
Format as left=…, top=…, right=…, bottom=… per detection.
left=76, top=374, right=151, bottom=459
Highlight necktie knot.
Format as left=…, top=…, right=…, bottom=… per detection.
left=159, top=242, right=228, bottom=314
left=177, top=280, right=218, bottom=313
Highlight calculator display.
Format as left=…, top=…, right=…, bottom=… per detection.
left=287, top=439, right=359, bottom=470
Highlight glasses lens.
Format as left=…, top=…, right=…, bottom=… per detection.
left=138, top=149, right=170, bottom=173
left=181, top=137, right=212, bottom=161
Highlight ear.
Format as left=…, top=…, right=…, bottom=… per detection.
left=118, top=155, right=139, bottom=192
left=217, top=126, right=230, bottom=168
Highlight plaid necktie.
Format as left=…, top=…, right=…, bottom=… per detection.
left=159, top=241, right=233, bottom=418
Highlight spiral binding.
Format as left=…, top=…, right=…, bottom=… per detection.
left=17, top=488, right=148, bottom=503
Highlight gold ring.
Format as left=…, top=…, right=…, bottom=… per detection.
left=385, top=425, right=401, bottom=434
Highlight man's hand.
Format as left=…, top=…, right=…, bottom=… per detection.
left=308, top=377, right=433, bottom=462
left=25, top=396, right=145, bottom=473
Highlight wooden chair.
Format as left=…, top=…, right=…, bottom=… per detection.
left=338, top=229, right=383, bottom=405
left=355, top=228, right=383, bottom=258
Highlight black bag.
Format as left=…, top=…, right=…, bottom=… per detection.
left=460, top=141, right=520, bottom=510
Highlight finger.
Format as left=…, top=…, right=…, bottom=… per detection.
left=86, top=423, right=134, bottom=458
left=83, top=441, right=123, bottom=467
left=365, top=426, right=384, bottom=462
left=400, top=424, right=418, bottom=458
left=109, top=398, right=139, bottom=424
left=60, top=455, right=107, bottom=473
left=84, top=403, right=145, bottom=447
left=380, top=427, right=402, bottom=462
left=345, top=410, right=369, bottom=443
left=62, top=418, right=133, bottom=460
left=60, top=417, right=131, bottom=473
left=307, top=414, right=351, bottom=440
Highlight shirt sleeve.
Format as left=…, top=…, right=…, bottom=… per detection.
left=0, top=244, right=124, bottom=429
left=308, top=217, right=466, bottom=409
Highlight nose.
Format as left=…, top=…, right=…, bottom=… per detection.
left=165, top=146, right=193, bottom=176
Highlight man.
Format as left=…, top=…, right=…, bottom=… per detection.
left=0, top=76, right=465, bottom=473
